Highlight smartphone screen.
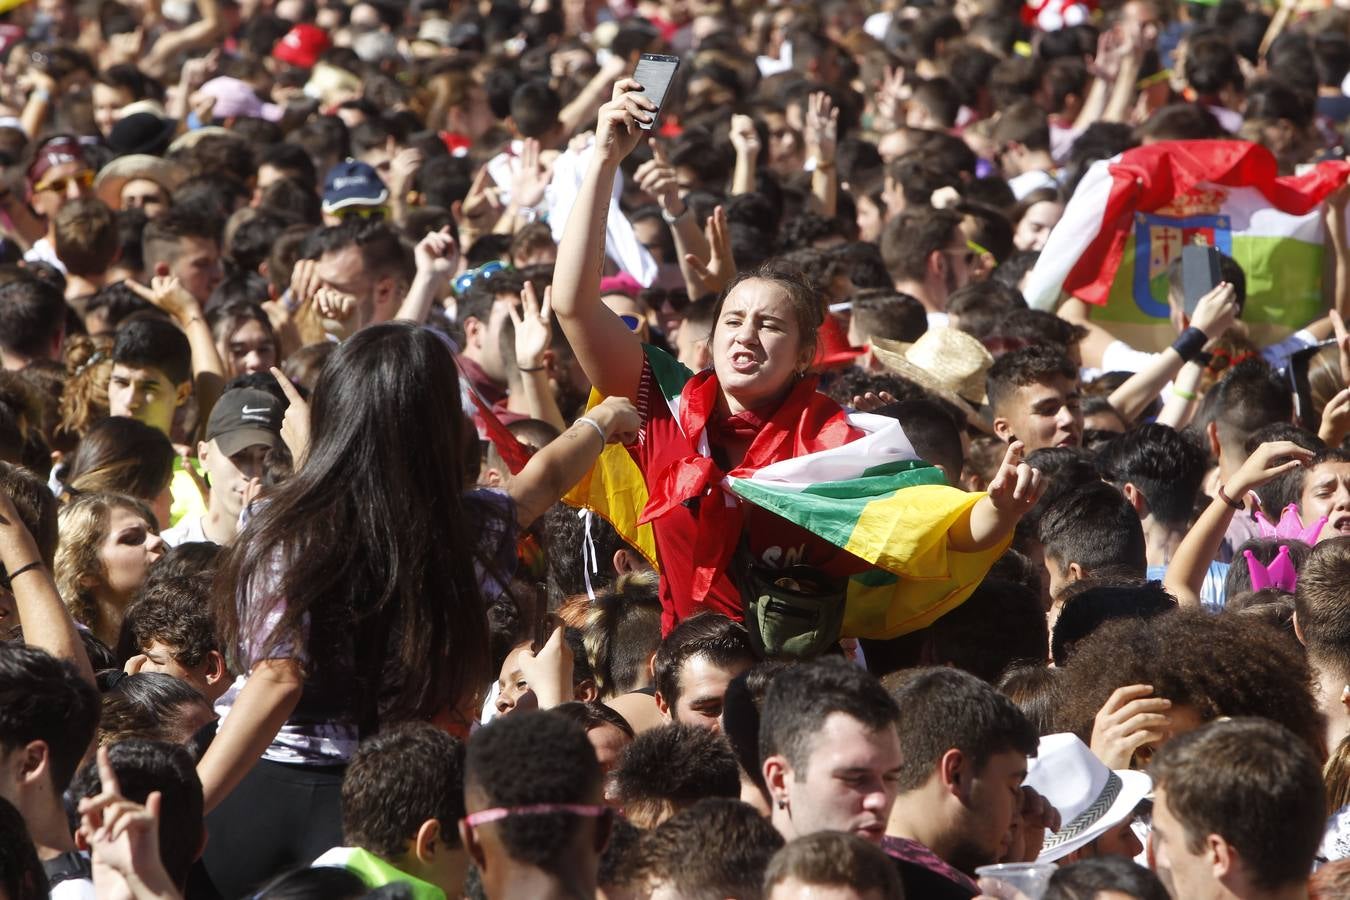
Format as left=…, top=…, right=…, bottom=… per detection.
left=632, top=53, right=680, bottom=130
left=1181, top=243, right=1222, bottom=318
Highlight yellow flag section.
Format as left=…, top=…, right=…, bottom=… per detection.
left=838, top=485, right=1011, bottom=639
left=562, top=392, right=659, bottom=570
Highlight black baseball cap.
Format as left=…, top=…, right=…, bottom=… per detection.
left=206, top=388, right=283, bottom=457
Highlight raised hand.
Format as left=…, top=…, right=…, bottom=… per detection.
left=684, top=205, right=735, bottom=294
left=634, top=138, right=682, bottom=215
left=986, top=441, right=1045, bottom=517
left=515, top=625, right=573, bottom=709
left=414, top=226, right=458, bottom=284
left=593, top=78, right=656, bottom=166
left=271, top=368, right=311, bottom=469
left=511, top=137, right=554, bottom=210
left=1227, top=440, right=1315, bottom=499
left=876, top=65, right=909, bottom=125
left=126, top=276, right=201, bottom=329
left=1090, top=684, right=1172, bottom=769
left=1187, top=281, right=1238, bottom=339
left=388, top=147, right=425, bottom=201
left=510, top=281, right=553, bottom=370
left=804, top=91, right=838, bottom=167
left=729, top=114, right=761, bottom=160
left=461, top=164, right=505, bottom=230
left=77, top=746, right=179, bottom=900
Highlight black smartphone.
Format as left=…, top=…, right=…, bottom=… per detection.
left=1182, top=243, right=1222, bottom=318
left=632, top=53, right=680, bottom=131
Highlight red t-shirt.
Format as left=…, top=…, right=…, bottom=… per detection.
left=630, top=359, right=868, bottom=632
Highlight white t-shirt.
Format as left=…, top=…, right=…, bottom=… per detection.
left=23, top=236, right=65, bottom=273
left=159, top=514, right=209, bottom=547
left=1008, top=169, right=1061, bottom=201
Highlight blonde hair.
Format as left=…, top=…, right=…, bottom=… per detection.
left=56, top=492, right=156, bottom=633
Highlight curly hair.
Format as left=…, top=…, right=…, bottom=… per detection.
left=57, top=334, right=114, bottom=443
left=1055, top=609, right=1325, bottom=762
left=55, top=493, right=158, bottom=636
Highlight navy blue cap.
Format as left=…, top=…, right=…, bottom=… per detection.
left=321, top=159, right=389, bottom=213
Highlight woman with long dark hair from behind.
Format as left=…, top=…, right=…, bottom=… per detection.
left=197, top=321, right=637, bottom=896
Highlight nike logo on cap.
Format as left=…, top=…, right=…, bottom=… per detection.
left=240, top=405, right=272, bottom=415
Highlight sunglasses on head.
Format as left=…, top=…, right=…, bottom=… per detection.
left=35, top=169, right=93, bottom=194
left=335, top=205, right=389, bottom=222
left=453, top=260, right=512, bottom=296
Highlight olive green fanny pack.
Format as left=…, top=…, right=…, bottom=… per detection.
left=737, top=561, right=846, bottom=659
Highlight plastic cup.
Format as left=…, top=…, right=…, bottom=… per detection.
left=975, top=862, right=1057, bottom=899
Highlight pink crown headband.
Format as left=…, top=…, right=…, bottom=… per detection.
left=1254, top=503, right=1327, bottom=545
left=1245, top=545, right=1299, bottom=593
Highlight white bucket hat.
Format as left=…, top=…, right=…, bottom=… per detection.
left=1024, top=733, right=1153, bottom=863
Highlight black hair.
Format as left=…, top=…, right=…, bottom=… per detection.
left=636, top=798, right=785, bottom=896
left=1038, top=481, right=1147, bottom=578
left=759, top=658, right=899, bottom=773
left=313, top=219, right=415, bottom=288
left=887, top=666, right=1038, bottom=792
left=1098, top=423, right=1208, bottom=527
left=465, top=711, right=603, bottom=870
left=112, top=315, right=192, bottom=386
left=252, top=866, right=370, bottom=900
left=119, top=574, right=218, bottom=668
left=0, top=277, right=65, bottom=360
left=227, top=212, right=289, bottom=276
left=342, top=722, right=465, bottom=857
left=1050, top=582, right=1177, bottom=666
left=1185, top=37, right=1245, bottom=97
left=919, top=576, right=1049, bottom=683
left=987, top=344, right=1078, bottom=416
left=611, top=724, right=741, bottom=816
left=70, top=739, right=203, bottom=889
left=1210, top=359, right=1293, bottom=455
left=1045, top=857, right=1169, bottom=900
left=213, top=324, right=492, bottom=732
left=509, top=80, right=562, bottom=138
left=0, top=795, right=47, bottom=899
left=0, top=645, right=99, bottom=792
left=85, top=280, right=155, bottom=333
left=97, top=672, right=210, bottom=746
left=652, top=612, right=756, bottom=713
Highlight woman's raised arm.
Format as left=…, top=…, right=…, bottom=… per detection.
left=551, top=79, right=655, bottom=403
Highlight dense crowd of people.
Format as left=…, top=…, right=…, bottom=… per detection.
left=4, top=0, right=1350, bottom=897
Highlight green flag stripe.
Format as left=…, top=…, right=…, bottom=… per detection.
left=729, top=465, right=944, bottom=552
left=644, top=344, right=693, bottom=402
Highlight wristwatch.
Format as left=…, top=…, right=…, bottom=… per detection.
left=661, top=203, right=688, bottom=225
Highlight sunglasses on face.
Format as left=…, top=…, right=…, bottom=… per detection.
left=35, top=169, right=93, bottom=194
left=453, top=259, right=512, bottom=296
left=335, top=205, right=389, bottom=222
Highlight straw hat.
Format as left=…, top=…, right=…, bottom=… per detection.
left=94, top=155, right=187, bottom=210
left=871, top=328, right=993, bottom=408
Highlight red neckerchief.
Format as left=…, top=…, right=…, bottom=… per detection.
left=638, top=369, right=860, bottom=604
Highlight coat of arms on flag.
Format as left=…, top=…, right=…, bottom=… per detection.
left=1025, top=140, right=1350, bottom=345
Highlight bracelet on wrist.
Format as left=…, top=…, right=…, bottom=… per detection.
left=518, top=364, right=545, bottom=373
left=1171, top=387, right=1197, bottom=401
left=575, top=416, right=607, bottom=445
left=1171, top=326, right=1208, bottom=363
left=660, top=204, right=688, bottom=225
left=4, top=560, right=43, bottom=582
left=1217, top=484, right=1246, bottom=511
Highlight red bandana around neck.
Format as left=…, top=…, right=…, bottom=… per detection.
left=638, top=369, right=861, bottom=604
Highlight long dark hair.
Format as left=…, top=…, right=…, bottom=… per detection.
left=213, top=323, right=490, bottom=732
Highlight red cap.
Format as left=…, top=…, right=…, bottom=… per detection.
left=272, top=23, right=330, bottom=70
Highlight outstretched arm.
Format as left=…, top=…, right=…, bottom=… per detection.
left=1162, top=441, right=1312, bottom=607
left=551, top=80, right=654, bottom=403
left=949, top=442, right=1045, bottom=553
